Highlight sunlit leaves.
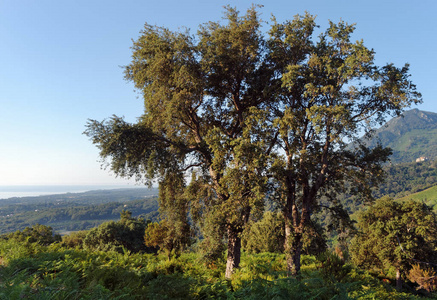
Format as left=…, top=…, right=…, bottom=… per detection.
left=350, top=198, right=437, bottom=280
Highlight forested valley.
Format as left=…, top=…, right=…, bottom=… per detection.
left=0, top=188, right=159, bottom=235
left=2, top=6, right=437, bottom=299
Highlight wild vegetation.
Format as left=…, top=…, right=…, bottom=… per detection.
left=85, top=6, right=420, bottom=279
left=1, top=211, right=436, bottom=299
left=339, top=159, right=437, bottom=214
left=1, top=5, right=436, bottom=299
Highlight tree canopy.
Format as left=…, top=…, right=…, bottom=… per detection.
left=265, top=13, right=420, bottom=275
left=85, top=6, right=421, bottom=278
left=83, top=210, right=151, bottom=253
left=350, top=198, right=437, bottom=290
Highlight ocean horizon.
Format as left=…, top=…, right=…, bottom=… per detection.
left=0, top=185, right=146, bottom=200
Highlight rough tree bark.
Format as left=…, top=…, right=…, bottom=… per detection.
left=225, top=227, right=242, bottom=279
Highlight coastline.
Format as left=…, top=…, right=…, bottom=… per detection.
left=0, top=185, right=144, bottom=200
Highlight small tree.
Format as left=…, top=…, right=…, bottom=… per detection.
left=61, top=230, right=88, bottom=249
left=242, top=211, right=285, bottom=254
left=155, top=171, right=193, bottom=257
left=144, top=220, right=184, bottom=259
left=350, top=197, right=437, bottom=290
left=83, top=210, right=150, bottom=253
left=5, top=224, right=61, bottom=246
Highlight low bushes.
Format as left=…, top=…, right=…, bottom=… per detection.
left=0, top=239, right=430, bottom=299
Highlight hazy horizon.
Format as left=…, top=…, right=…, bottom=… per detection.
left=0, top=184, right=155, bottom=200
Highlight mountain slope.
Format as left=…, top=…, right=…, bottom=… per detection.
left=363, top=109, right=437, bottom=163
left=397, top=184, right=437, bottom=209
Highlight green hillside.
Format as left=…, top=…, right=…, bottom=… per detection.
left=363, top=109, right=437, bottom=163
left=397, top=184, right=437, bottom=209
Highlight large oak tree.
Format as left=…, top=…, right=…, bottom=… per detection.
left=85, top=6, right=272, bottom=279
left=266, top=13, right=421, bottom=275
left=85, top=7, right=420, bottom=278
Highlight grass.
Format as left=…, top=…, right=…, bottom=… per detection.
left=397, top=184, right=437, bottom=209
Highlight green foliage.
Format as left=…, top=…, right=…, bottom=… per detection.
left=144, top=219, right=190, bottom=259
left=194, top=205, right=228, bottom=266
left=376, top=159, right=437, bottom=199
left=334, top=159, right=437, bottom=216
left=266, top=8, right=420, bottom=275
left=85, top=6, right=273, bottom=278
left=242, top=211, right=327, bottom=256
left=397, top=184, right=437, bottom=209
left=61, top=230, right=88, bottom=249
left=155, top=171, right=193, bottom=258
left=242, top=211, right=285, bottom=254
left=2, top=224, right=61, bottom=246
left=85, top=5, right=421, bottom=278
left=350, top=198, right=437, bottom=285
left=317, top=251, right=351, bottom=283
left=82, top=210, right=151, bottom=253
left=407, top=264, right=437, bottom=292
left=0, top=236, right=430, bottom=299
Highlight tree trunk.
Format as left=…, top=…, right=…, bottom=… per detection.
left=284, top=221, right=303, bottom=276
left=225, top=227, right=241, bottom=279
left=289, top=232, right=302, bottom=276
left=396, top=268, right=402, bottom=291
left=283, top=172, right=304, bottom=276
left=284, top=200, right=303, bottom=276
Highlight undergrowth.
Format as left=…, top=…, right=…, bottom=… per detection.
left=0, top=240, right=433, bottom=299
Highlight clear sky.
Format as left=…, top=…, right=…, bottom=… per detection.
left=1, top=0, right=436, bottom=186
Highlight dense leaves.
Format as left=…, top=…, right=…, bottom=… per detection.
left=350, top=198, right=437, bottom=290
left=242, top=211, right=327, bottom=255
left=85, top=6, right=421, bottom=278
left=0, top=238, right=428, bottom=299
left=376, top=159, right=437, bottom=198
left=85, top=6, right=273, bottom=278
left=266, top=12, right=420, bottom=275
left=83, top=210, right=152, bottom=253
left=1, top=224, right=61, bottom=246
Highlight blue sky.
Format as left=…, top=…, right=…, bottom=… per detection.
left=1, top=0, right=436, bottom=185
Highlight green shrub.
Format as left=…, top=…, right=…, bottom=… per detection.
left=61, top=230, right=88, bottom=249
left=317, top=251, right=351, bottom=282
left=0, top=237, right=429, bottom=299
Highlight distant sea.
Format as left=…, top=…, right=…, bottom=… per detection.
left=0, top=185, right=143, bottom=200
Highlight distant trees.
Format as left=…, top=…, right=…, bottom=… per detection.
left=2, top=224, right=61, bottom=246
left=374, top=159, right=437, bottom=198
left=350, top=197, right=437, bottom=290
left=83, top=210, right=151, bottom=253
left=85, top=6, right=420, bottom=278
